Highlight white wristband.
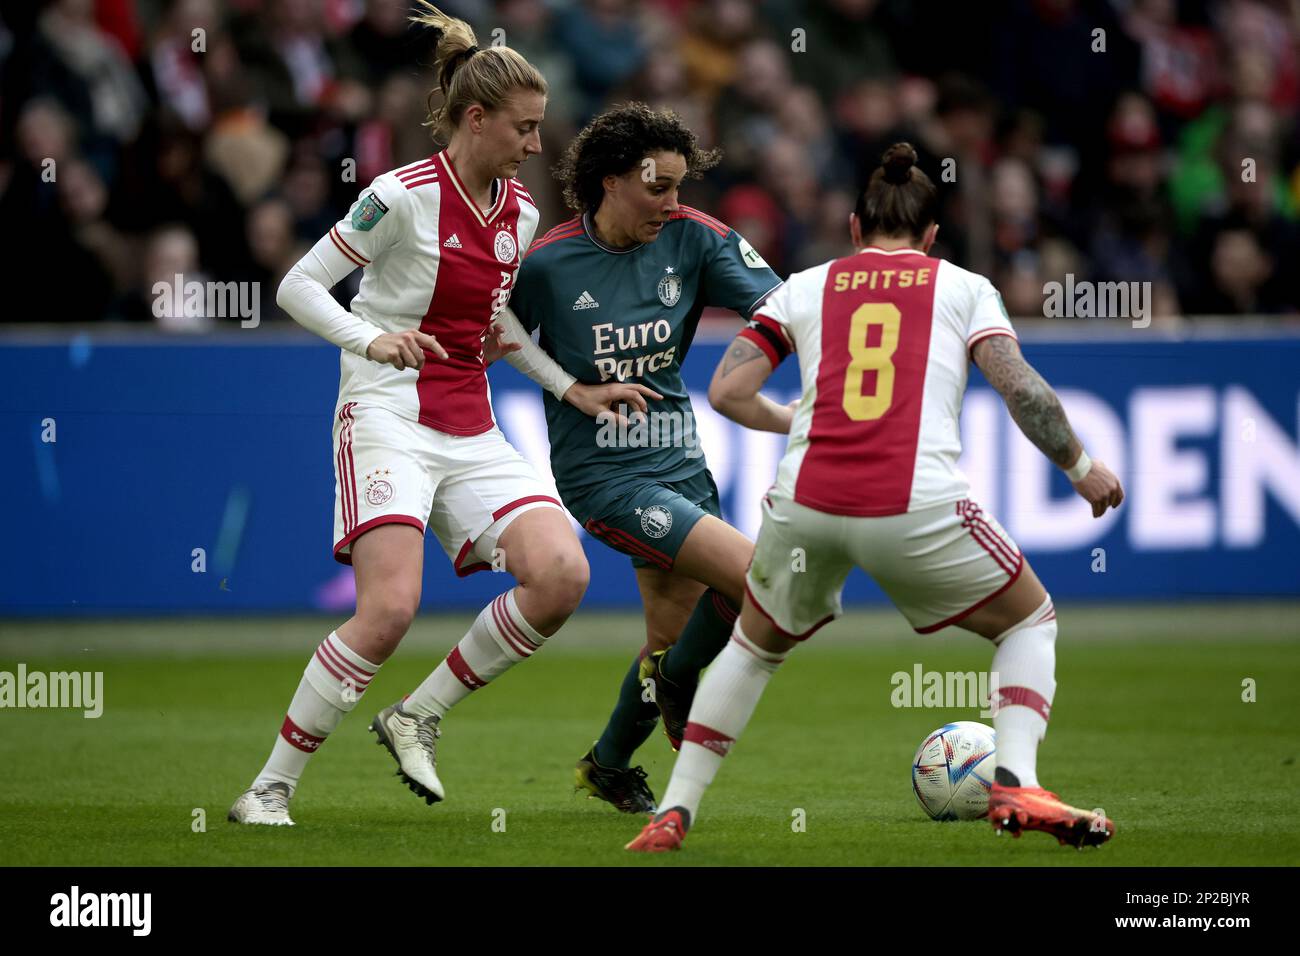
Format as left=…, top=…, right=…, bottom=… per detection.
left=1065, top=449, right=1092, bottom=482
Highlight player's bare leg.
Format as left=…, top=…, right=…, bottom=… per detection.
left=671, top=515, right=751, bottom=604
left=627, top=599, right=795, bottom=851
left=230, top=524, right=422, bottom=825
left=957, top=564, right=1115, bottom=847
left=339, top=523, right=426, bottom=663
left=496, top=507, right=591, bottom=634
left=384, top=507, right=589, bottom=803
left=638, top=566, right=706, bottom=654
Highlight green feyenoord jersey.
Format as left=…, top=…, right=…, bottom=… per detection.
left=511, top=207, right=782, bottom=495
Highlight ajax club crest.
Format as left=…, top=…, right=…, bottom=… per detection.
left=494, top=229, right=518, bottom=263
left=657, top=267, right=682, bottom=307
left=364, top=469, right=394, bottom=506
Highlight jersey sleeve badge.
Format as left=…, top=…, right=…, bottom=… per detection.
left=737, top=236, right=769, bottom=269
left=352, top=193, right=390, bottom=231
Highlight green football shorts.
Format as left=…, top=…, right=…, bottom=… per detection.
left=562, top=469, right=722, bottom=570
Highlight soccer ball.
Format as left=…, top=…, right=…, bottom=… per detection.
left=911, top=721, right=997, bottom=821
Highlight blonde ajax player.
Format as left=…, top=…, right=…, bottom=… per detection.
left=228, top=5, right=636, bottom=826
left=628, top=143, right=1125, bottom=852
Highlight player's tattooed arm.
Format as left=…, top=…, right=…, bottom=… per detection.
left=709, top=337, right=792, bottom=433
left=720, top=339, right=767, bottom=377
left=973, top=335, right=1081, bottom=468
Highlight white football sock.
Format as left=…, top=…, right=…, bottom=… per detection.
left=403, top=589, right=546, bottom=720
left=658, top=623, right=787, bottom=824
left=990, top=596, right=1057, bottom=789
left=254, top=631, right=380, bottom=792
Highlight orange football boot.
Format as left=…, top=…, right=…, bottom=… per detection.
left=625, top=807, right=689, bottom=852
left=988, top=783, right=1115, bottom=848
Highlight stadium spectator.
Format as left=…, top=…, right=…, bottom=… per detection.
left=1, top=0, right=1298, bottom=325
left=552, top=0, right=646, bottom=122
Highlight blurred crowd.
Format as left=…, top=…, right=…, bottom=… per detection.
left=2, top=0, right=1299, bottom=329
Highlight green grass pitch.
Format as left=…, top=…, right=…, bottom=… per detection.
left=1, top=602, right=1297, bottom=866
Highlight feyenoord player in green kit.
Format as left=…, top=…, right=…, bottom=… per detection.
left=496, top=104, right=785, bottom=812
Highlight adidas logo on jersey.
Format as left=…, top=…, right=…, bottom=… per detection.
left=443, top=234, right=462, bottom=248
left=572, top=291, right=599, bottom=310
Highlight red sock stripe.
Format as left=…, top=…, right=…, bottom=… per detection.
left=1032, top=603, right=1057, bottom=625
left=491, top=594, right=537, bottom=657
left=313, top=647, right=353, bottom=686
left=993, top=685, right=1052, bottom=722
left=683, top=722, right=735, bottom=757
left=326, top=633, right=377, bottom=675
left=280, top=715, right=325, bottom=753
left=318, top=638, right=374, bottom=687
left=728, top=630, right=781, bottom=664
left=489, top=596, right=527, bottom=657
left=446, top=647, right=487, bottom=691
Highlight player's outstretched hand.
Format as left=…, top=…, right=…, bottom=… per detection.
left=564, top=381, right=664, bottom=426
left=367, top=330, right=448, bottom=370
left=1072, top=458, right=1124, bottom=518
left=482, top=322, right=523, bottom=365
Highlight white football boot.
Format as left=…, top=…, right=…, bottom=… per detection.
left=227, top=781, right=295, bottom=826
left=370, top=702, right=445, bottom=804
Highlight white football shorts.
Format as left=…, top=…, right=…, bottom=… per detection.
left=745, top=489, right=1024, bottom=639
left=331, top=402, right=563, bottom=573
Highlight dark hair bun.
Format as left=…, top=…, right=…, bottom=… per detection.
left=881, top=142, right=917, bottom=185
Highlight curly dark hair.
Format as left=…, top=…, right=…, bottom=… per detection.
left=553, top=102, right=721, bottom=214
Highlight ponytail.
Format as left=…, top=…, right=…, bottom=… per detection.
left=410, top=1, right=547, bottom=141
left=855, top=142, right=938, bottom=240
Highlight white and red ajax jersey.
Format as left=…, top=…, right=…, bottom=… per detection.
left=738, top=247, right=1016, bottom=517
left=324, top=151, right=540, bottom=436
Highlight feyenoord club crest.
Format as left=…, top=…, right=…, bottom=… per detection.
left=657, top=267, right=682, bottom=307
left=365, top=469, right=394, bottom=506
left=639, top=504, right=673, bottom=539
left=494, top=229, right=517, bottom=263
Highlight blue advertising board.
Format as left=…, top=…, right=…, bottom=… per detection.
left=2, top=332, right=1297, bottom=614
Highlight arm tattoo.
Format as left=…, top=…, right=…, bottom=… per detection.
left=974, top=336, right=1079, bottom=468
left=720, top=338, right=767, bottom=377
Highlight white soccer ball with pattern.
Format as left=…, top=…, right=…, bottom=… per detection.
left=911, top=721, right=997, bottom=821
